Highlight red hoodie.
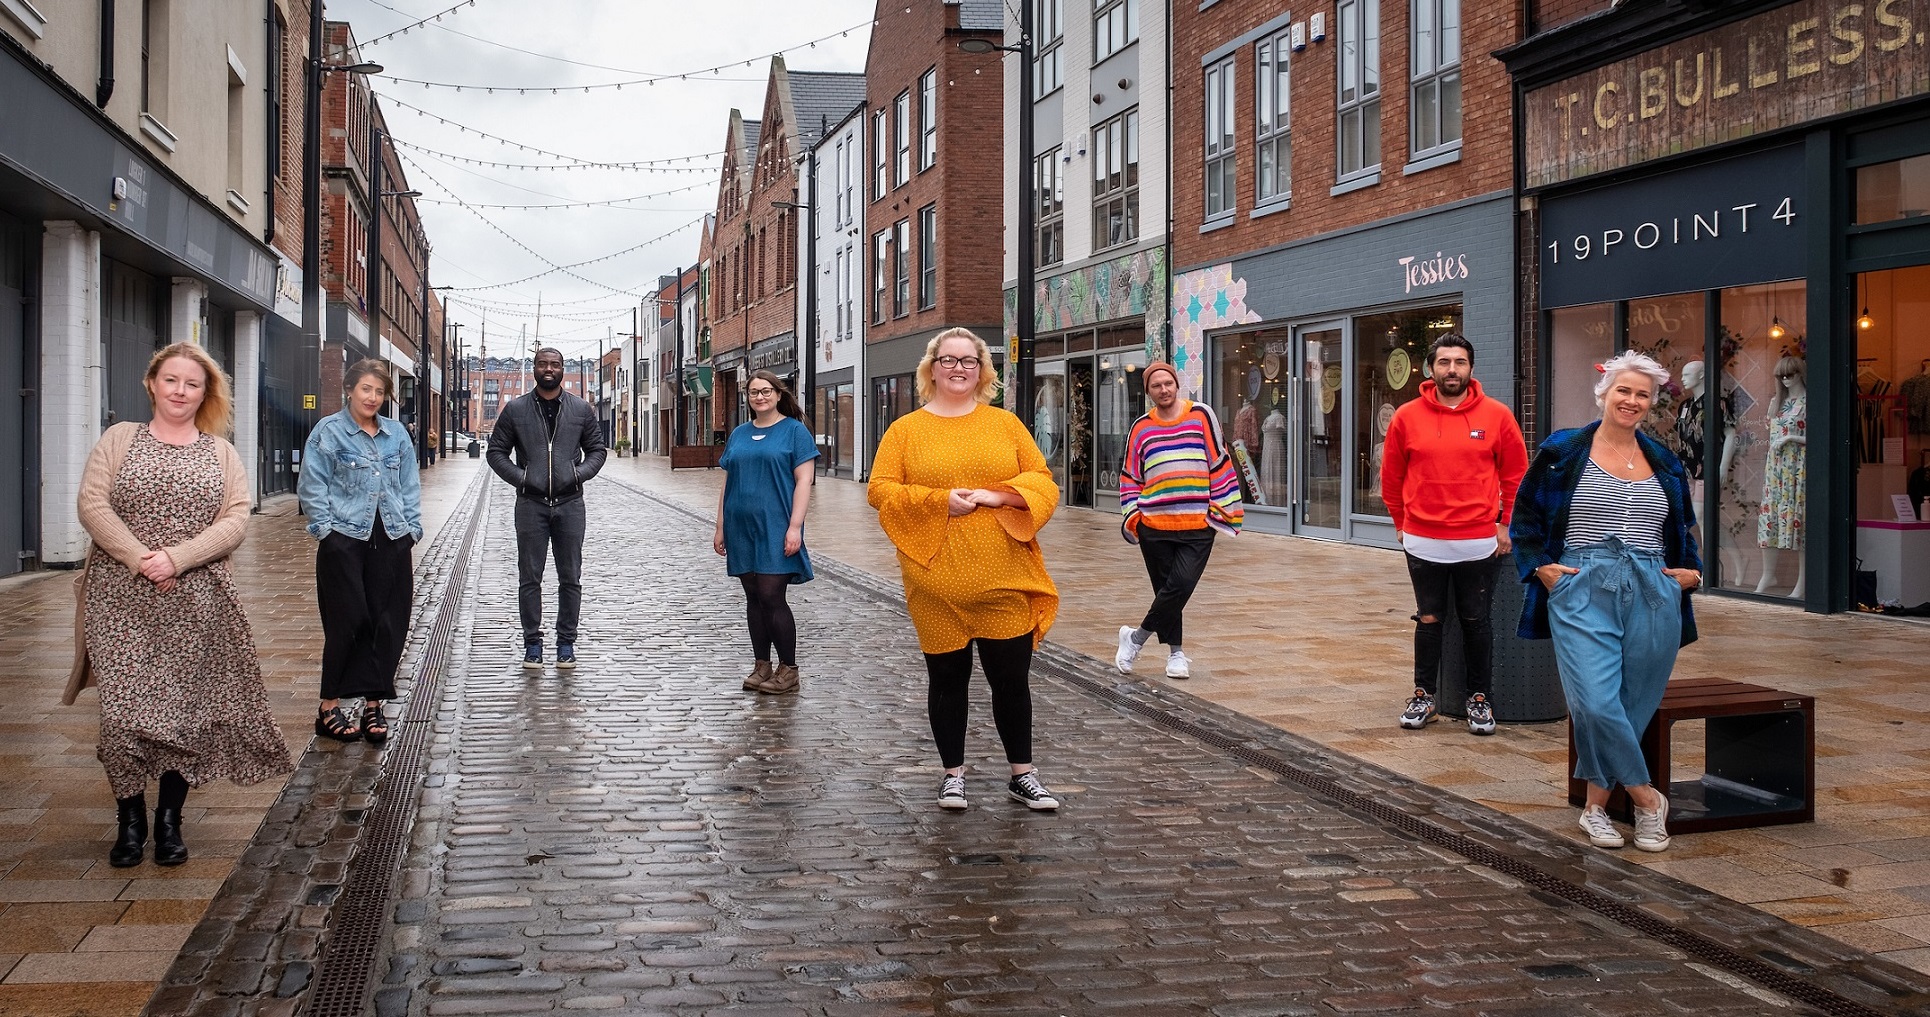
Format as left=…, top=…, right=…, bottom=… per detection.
left=1380, top=378, right=1528, bottom=540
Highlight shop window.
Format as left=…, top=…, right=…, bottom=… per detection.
left=1546, top=304, right=1614, bottom=434
left=1204, top=57, right=1237, bottom=221
left=1855, top=154, right=1930, bottom=226
left=1211, top=329, right=1295, bottom=509
left=872, top=374, right=915, bottom=451
left=1851, top=267, right=1930, bottom=608
left=1033, top=363, right=1069, bottom=496
left=1096, top=350, right=1146, bottom=492
left=1356, top=304, right=1461, bottom=517
left=1624, top=293, right=1705, bottom=456
left=1714, top=281, right=1808, bottom=599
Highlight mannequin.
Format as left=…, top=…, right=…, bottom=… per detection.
left=1260, top=401, right=1288, bottom=505
left=1756, top=355, right=1807, bottom=598
left=1676, top=361, right=1740, bottom=583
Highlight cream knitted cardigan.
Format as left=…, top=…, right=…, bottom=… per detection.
left=65, top=421, right=252, bottom=705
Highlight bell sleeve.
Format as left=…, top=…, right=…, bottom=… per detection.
left=866, top=418, right=950, bottom=567
left=988, top=412, right=1059, bottom=544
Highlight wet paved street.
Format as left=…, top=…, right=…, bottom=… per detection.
left=356, top=476, right=1925, bottom=1016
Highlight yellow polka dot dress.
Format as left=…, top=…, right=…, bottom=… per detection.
left=867, top=405, right=1060, bottom=654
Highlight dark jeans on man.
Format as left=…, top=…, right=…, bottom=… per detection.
left=1137, top=527, right=1216, bottom=646
left=1404, top=552, right=1500, bottom=698
left=515, top=496, right=586, bottom=645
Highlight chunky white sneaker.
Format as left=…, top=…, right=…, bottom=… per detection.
left=1114, top=626, right=1143, bottom=674
left=1578, top=805, right=1625, bottom=849
left=1465, top=694, right=1496, bottom=736
left=1165, top=650, right=1192, bottom=679
left=1633, top=794, right=1672, bottom=852
left=1398, top=689, right=1437, bottom=729
left=937, top=774, right=968, bottom=811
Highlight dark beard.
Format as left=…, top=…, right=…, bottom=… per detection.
left=534, top=375, right=562, bottom=393
left=1435, top=376, right=1466, bottom=396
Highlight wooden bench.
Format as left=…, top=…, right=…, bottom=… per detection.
left=1567, top=676, right=1814, bottom=834
left=669, top=445, right=722, bottom=470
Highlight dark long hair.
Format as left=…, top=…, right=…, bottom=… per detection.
left=749, top=369, right=807, bottom=424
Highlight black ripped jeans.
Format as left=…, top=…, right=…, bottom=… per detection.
left=1404, top=553, right=1500, bottom=699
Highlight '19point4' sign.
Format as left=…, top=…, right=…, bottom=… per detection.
left=1524, top=0, right=1928, bottom=189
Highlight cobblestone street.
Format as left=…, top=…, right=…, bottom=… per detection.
left=356, top=476, right=1919, bottom=1016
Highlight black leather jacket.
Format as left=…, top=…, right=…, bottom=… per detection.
left=485, top=390, right=608, bottom=504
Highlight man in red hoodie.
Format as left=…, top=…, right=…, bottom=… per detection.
left=1381, top=334, right=1528, bottom=735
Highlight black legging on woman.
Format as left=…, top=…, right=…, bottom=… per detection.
left=924, top=634, right=1034, bottom=769
left=739, top=573, right=798, bottom=667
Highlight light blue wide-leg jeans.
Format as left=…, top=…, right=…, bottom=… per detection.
left=1547, top=537, right=1684, bottom=790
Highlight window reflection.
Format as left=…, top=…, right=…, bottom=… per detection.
left=1354, top=304, right=1461, bottom=517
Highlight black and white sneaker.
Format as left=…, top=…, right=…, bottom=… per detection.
left=1398, top=689, right=1437, bottom=729
left=1465, top=693, right=1496, bottom=736
left=1007, top=770, right=1059, bottom=811
left=937, top=774, right=968, bottom=811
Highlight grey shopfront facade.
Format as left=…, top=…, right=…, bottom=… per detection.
left=1172, top=193, right=1515, bottom=547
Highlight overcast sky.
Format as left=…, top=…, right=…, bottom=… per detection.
left=329, top=0, right=876, bottom=359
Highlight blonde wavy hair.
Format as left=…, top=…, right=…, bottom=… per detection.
left=145, top=342, right=233, bottom=437
left=915, top=327, right=1002, bottom=405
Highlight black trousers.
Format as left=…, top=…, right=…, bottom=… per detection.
left=316, top=523, right=414, bottom=701
left=924, top=634, right=1034, bottom=770
left=1137, top=527, right=1216, bottom=646
left=515, top=496, right=586, bottom=645
left=1404, top=552, right=1500, bottom=698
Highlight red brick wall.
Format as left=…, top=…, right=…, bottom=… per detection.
left=1531, top=0, right=1612, bottom=33
left=863, top=0, right=1005, bottom=349
left=1171, top=1, right=1521, bottom=270
left=267, top=0, right=309, bottom=268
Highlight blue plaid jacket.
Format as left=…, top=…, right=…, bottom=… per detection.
left=1509, top=421, right=1701, bottom=645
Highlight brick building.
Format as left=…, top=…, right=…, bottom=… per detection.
left=706, top=59, right=864, bottom=438
left=462, top=354, right=595, bottom=436
left=865, top=0, right=1006, bottom=449
left=1169, top=0, right=1522, bottom=546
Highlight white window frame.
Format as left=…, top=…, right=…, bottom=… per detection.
left=1204, top=57, right=1237, bottom=221
left=1256, top=29, right=1291, bottom=206
left=1091, top=107, right=1140, bottom=251
left=1036, top=146, right=1065, bottom=267
left=1409, top=0, right=1461, bottom=160
left=872, top=229, right=889, bottom=324
left=918, top=204, right=937, bottom=309
left=1094, top=0, right=1137, bottom=63
left=1335, top=0, right=1382, bottom=183
left=894, top=90, right=911, bottom=188
left=872, top=110, right=888, bottom=201
left=919, top=69, right=938, bottom=171
left=893, top=218, right=911, bottom=316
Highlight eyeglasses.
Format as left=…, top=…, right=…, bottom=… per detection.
left=747, top=387, right=778, bottom=397
left=934, top=355, right=981, bottom=370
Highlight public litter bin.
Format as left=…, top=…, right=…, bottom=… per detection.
left=467, top=440, right=481, bottom=458
left=1436, top=552, right=1566, bottom=723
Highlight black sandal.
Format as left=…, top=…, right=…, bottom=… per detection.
left=316, top=704, right=361, bottom=742
left=362, top=701, right=389, bottom=746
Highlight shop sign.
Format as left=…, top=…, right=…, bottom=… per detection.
left=1398, top=250, right=1472, bottom=294
left=1540, top=145, right=1805, bottom=307
left=1524, top=0, right=1930, bottom=189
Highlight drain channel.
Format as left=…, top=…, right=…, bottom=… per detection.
left=618, top=478, right=1903, bottom=1017
left=303, top=476, right=488, bottom=1017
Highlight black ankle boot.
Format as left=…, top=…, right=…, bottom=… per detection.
left=152, top=806, right=188, bottom=866
left=110, top=795, right=147, bottom=868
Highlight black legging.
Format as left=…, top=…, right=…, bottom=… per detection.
left=924, top=634, right=1034, bottom=769
left=739, top=573, right=797, bottom=666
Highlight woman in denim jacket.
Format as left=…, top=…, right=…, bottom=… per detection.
left=297, top=359, right=424, bottom=745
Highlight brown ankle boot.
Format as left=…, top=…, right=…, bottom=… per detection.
left=758, top=664, right=800, bottom=695
left=743, top=660, right=773, bottom=691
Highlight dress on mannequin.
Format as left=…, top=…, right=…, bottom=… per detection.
left=1260, top=405, right=1288, bottom=506
left=1756, top=357, right=1807, bottom=598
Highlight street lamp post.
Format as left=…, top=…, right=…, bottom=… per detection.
left=771, top=197, right=816, bottom=453
left=961, top=0, right=1036, bottom=430
left=301, top=15, right=379, bottom=440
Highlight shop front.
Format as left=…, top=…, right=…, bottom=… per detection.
left=1171, top=196, right=1514, bottom=546
left=1508, top=0, right=1930, bottom=614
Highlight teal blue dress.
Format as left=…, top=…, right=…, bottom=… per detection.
left=719, top=416, right=818, bottom=581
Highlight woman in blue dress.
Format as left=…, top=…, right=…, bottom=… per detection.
left=713, top=370, right=818, bottom=695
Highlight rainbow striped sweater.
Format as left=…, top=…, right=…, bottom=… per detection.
left=1119, top=400, right=1244, bottom=540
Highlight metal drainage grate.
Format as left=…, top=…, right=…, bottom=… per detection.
left=304, top=477, right=488, bottom=1017
left=616, top=478, right=1905, bottom=1017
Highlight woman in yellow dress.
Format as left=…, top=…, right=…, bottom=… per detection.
left=868, top=327, right=1062, bottom=812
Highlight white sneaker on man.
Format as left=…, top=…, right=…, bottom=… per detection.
left=1165, top=650, right=1192, bottom=679
left=1114, top=626, right=1143, bottom=674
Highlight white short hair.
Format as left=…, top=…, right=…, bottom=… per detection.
left=1593, top=351, right=1671, bottom=408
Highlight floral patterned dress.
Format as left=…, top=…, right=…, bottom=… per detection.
left=1757, top=395, right=1806, bottom=550
left=85, top=427, right=293, bottom=799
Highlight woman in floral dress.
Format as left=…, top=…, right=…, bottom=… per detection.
left=68, top=343, right=293, bottom=867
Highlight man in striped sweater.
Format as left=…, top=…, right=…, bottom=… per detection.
left=1115, top=361, right=1244, bottom=679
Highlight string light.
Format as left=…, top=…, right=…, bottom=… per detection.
left=389, top=137, right=716, bottom=173
left=360, top=0, right=478, bottom=47
left=379, top=96, right=724, bottom=168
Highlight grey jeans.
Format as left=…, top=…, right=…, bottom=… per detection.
left=514, top=496, right=586, bottom=645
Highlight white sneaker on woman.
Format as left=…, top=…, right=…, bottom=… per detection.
left=1578, top=805, right=1624, bottom=849
left=1633, top=794, right=1671, bottom=852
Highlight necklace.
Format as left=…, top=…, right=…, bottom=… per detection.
left=1599, top=439, right=1640, bottom=471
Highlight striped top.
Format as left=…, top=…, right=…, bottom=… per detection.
left=1119, top=401, right=1244, bottom=537
left=1565, top=460, right=1668, bottom=553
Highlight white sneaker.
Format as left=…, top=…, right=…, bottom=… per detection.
left=1633, top=794, right=1671, bottom=852
left=1578, top=806, right=1625, bottom=849
left=1114, top=626, right=1143, bottom=674
left=1165, top=650, right=1191, bottom=679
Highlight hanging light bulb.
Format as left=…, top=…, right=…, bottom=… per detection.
left=1858, top=308, right=1875, bottom=330
left=1768, top=316, right=1786, bottom=340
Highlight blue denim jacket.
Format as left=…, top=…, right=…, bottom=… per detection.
left=298, top=409, right=424, bottom=542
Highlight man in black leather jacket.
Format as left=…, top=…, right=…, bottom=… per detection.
left=486, top=348, right=608, bottom=670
